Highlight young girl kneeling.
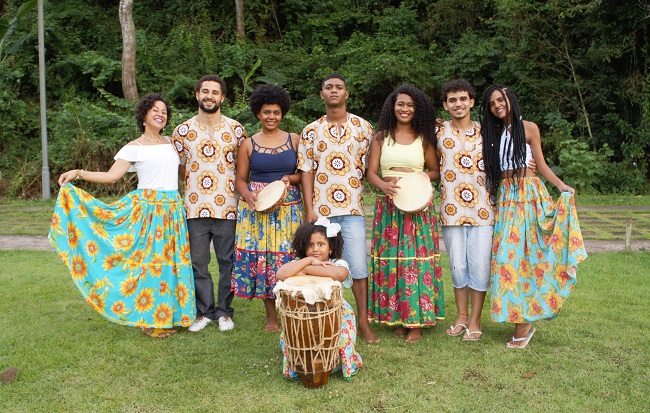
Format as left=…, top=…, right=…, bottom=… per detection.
left=276, top=218, right=362, bottom=380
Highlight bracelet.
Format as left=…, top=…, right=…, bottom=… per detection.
left=76, top=169, right=84, bottom=180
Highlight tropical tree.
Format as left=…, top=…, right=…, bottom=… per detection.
left=119, top=0, right=137, bottom=100
left=0, top=0, right=36, bottom=62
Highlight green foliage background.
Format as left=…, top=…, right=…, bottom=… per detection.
left=0, top=0, right=648, bottom=197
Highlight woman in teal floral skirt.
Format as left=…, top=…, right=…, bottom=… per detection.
left=49, top=93, right=195, bottom=338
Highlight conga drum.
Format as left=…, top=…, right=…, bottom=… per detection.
left=273, top=276, right=343, bottom=388
left=255, top=180, right=288, bottom=214
left=391, top=173, right=433, bottom=214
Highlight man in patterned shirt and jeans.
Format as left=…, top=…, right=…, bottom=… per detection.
left=298, top=74, right=379, bottom=343
left=173, top=75, right=247, bottom=333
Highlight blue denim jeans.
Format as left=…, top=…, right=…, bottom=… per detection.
left=328, top=215, right=368, bottom=279
left=441, top=225, right=493, bottom=291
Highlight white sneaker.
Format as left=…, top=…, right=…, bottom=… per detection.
left=218, top=316, right=234, bottom=331
left=188, top=316, right=212, bottom=332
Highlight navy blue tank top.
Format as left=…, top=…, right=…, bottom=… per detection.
left=249, top=134, right=297, bottom=183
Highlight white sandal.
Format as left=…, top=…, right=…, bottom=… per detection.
left=506, top=326, right=536, bottom=349
left=445, top=323, right=467, bottom=337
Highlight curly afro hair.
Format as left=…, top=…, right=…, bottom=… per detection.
left=249, top=84, right=291, bottom=117
left=376, top=84, right=438, bottom=148
left=291, top=222, right=344, bottom=260
left=135, top=93, right=171, bottom=133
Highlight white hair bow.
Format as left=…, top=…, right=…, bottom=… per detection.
left=314, top=217, right=341, bottom=238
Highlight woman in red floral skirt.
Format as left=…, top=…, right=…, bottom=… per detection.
left=367, top=84, right=444, bottom=343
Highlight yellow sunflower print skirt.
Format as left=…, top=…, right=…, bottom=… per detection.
left=49, top=184, right=196, bottom=328
left=491, top=178, right=587, bottom=323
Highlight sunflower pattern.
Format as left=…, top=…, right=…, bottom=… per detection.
left=454, top=182, right=479, bottom=209
left=49, top=184, right=196, bottom=328
left=196, top=139, right=220, bottom=163
left=490, top=178, right=587, bottom=323
left=453, top=151, right=474, bottom=174
left=327, top=184, right=352, bottom=209
left=173, top=115, right=247, bottom=219
left=298, top=114, right=373, bottom=217
left=197, top=171, right=219, bottom=194
left=326, top=152, right=351, bottom=176
left=436, top=120, right=495, bottom=226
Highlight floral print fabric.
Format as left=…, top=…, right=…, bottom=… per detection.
left=437, top=120, right=496, bottom=226
left=232, top=182, right=303, bottom=299
left=172, top=115, right=247, bottom=219
left=368, top=195, right=445, bottom=327
left=281, top=299, right=362, bottom=380
left=491, top=178, right=587, bottom=323
left=297, top=114, right=373, bottom=217
left=49, top=184, right=196, bottom=328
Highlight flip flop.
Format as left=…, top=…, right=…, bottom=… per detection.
left=506, top=326, right=536, bottom=349
left=445, top=324, right=467, bottom=337
left=462, top=330, right=483, bottom=341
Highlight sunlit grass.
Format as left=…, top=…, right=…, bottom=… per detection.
left=1, top=251, right=648, bottom=412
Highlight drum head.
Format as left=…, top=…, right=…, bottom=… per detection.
left=255, top=180, right=287, bottom=212
left=284, top=275, right=331, bottom=286
left=392, top=173, right=433, bottom=214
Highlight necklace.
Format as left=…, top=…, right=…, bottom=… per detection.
left=141, top=134, right=161, bottom=143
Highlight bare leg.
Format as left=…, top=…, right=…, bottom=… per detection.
left=263, top=298, right=280, bottom=332
left=446, top=286, right=469, bottom=336
left=352, top=278, right=380, bottom=343
left=393, top=326, right=407, bottom=337
left=464, top=288, right=486, bottom=339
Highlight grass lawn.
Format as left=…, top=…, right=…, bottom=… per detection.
left=1, top=251, right=648, bottom=412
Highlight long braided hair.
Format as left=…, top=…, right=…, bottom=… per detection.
left=376, top=84, right=438, bottom=149
left=481, top=84, right=527, bottom=201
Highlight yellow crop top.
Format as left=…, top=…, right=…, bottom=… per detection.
left=380, top=136, right=425, bottom=178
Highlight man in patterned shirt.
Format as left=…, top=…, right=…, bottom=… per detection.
left=173, top=75, right=247, bottom=333
left=298, top=74, right=379, bottom=343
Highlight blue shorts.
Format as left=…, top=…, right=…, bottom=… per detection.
left=441, top=225, right=493, bottom=292
left=328, top=215, right=368, bottom=280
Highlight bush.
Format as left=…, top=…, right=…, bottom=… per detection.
left=556, top=138, right=613, bottom=194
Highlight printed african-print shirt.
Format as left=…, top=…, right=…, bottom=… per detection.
left=298, top=114, right=373, bottom=217
left=173, top=115, right=247, bottom=220
left=437, top=120, right=495, bottom=226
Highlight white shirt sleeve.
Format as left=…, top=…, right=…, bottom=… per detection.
left=333, top=259, right=352, bottom=288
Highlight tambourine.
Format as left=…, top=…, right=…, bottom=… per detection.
left=254, top=180, right=288, bottom=214
left=391, top=173, right=433, bottom=214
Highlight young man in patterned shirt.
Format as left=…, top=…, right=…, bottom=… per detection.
left=298, top=74, right=379, bottom=343
left=173, top=75, right=247, bottom=333
left=437, top=79, right=494, bottom=342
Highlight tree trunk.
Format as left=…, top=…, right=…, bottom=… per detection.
left=119, top=0, right=138, bottom=101
left=235, top=0, right=245, bottom=41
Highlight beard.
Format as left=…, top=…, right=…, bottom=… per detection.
left=199, top=99, right=220, bottom=114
